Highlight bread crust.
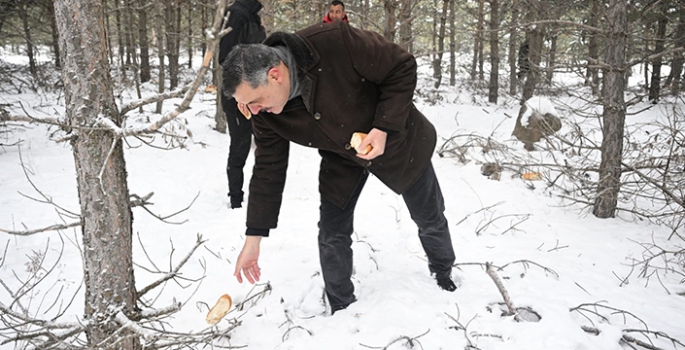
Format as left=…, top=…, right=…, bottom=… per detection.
left=350, top=132, right=372, bottom=155
left=206, top=294, right=232, bottom=324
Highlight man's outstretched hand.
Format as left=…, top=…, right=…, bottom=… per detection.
left=234, top=236, right=262, bottom=284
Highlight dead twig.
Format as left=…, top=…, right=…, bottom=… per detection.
left=485, top=262, right=521, bottom=322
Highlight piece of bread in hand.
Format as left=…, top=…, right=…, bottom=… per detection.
left=350, top=132, right=373, bottom=155
left=206, top=294, right=232, bottom=325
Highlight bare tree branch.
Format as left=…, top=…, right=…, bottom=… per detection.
left=137, top=234, right=206, bottom=298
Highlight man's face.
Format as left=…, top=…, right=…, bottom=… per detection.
left=328, top=4, right=345, bottom=22
left=233, top=66, right=290, bottom=115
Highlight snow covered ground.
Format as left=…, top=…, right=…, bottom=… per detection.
left=1, top=51, right=684, bottom=350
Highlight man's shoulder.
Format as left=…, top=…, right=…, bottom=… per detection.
left=296, top=21, right=345, bottom=39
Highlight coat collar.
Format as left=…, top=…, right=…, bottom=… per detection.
left=263, top=32, right=319, bottom=113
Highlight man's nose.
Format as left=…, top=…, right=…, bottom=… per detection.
left=248, top=105, right=260, bottom=114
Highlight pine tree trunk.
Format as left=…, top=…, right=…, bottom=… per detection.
left=104, top=0, right=114, bottom=63
left=470, top=0, right=483, bottom=81
left=138, top=0, right=151, bottom=82
left=383, top=0, right=397, bottom=42
left=165, top=1, right=180, bottom=89
left=477, top=0, right=484, bottom=81
left=508, top=0, right=519, bottom=95
left=214, top=49, right=227, bottom=133
left=398, top=0, right=413, bottom=52
left=431, top=0, right=438, bottom=79
left=521, top=0, right=543, bottom=103
left=187, top=2, right=193, bottom=69
left=449, top=0, right=455, bottom=86
left=201, top=0, right=208, bottom=57
left=53, top=0, right=139, bottom=348
left=488, top=0, right=499, bottom=103
left=648, top=3, right=668, bottom=103
left=586, top=0, right=600, bottom=95
left=433, top=0, right=448, bottom=88
left=668, top=7, right=685, bottom=95
left=46, top=0, right=61, bottom=69
left=593, top=0, right=627, bottom=219
left=156, top=0, right=166, bottom=113
left=546, top=33, right=556, bottom=84
left=124, top=0, right=133, bottom=66
left=18, top=2, right=38, bottom=83
left=115, top=1, right=126, bottom=78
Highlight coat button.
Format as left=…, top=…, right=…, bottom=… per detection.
left=344, top=143, right=351, bottom=150
left=314, top=112, right=321, bottom=120
left=366, top=161, right=372, bottom=167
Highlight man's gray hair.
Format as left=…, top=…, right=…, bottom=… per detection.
left=222, top=44, right=281, bottom=97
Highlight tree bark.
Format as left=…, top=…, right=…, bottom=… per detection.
left=586, top=0, right=600, bottom=95
left=488, top=0, right=499, bottom=103
left=546, top=33, right=556, bottom=84
left=470, top=0, right=484, bottom=81
left=433, top=0, right=448, bottom=88
left=383, top=0, right=397, bottom=42
left=668, top=6, right=685, bottom=95
left=156, top=0, right=166, bottom=113
left=187, top=1, right=193, bottom=68
left=104, top=0, right=114, bottom=63
left=593, top=0, right=627, bottom=219
left=201, top=0, right=208, bottom=57
left=477, top=0, right=484, bottom=81
left=115, top=0, right=126, bottom=78
left=431, top=0, right=438, bottom=78
left=508, top=0, right=519, bottom=95
left=521, top=0, right=543, bottom=104
left=648, top=2, right=668, bottom=103
left=53, top=0, right=139, bottom=348
left=165, top=0, right=180, bottom=89
left=18, top=1, right=38, bottom=82
left=398, top=0, right=413, bottom=52
left=46, top=0, right=61, bottom=69
left=449, top=0, right=455, bottom=86
left=138, top=0, right=151, bottom=82
left=214, top=48, right=226, bottom=133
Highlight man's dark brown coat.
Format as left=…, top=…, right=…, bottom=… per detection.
left=246, top=21, right=437, bottom=233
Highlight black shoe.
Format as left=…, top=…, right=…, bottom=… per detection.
left=330, top=297, right=356, bottom=315
left=437, top=277, right=457, bottom=292
left=331, top=304, right=348, bottom=314
left=228, top=193, right=243, bottom=209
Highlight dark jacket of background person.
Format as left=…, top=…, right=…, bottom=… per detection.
left=246, top=21, right=437, bottom=233
left=219, top=0, right=266, bottom=208
left=219, top=0, right=266, bottom=63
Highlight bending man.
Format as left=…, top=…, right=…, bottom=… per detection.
left=223, top=21, right=457, bottom=314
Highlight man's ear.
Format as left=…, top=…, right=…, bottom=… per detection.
left=268, top=67, right=282, bottom=82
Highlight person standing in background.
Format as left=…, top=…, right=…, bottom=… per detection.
left=322, top=0, right=349, bottom=23
left=219, top=0, right=266, bottom=209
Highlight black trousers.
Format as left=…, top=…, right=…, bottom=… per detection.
left=318, top=163, right=456, bottom=308
left=223, top=96, right=253, bottom=204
